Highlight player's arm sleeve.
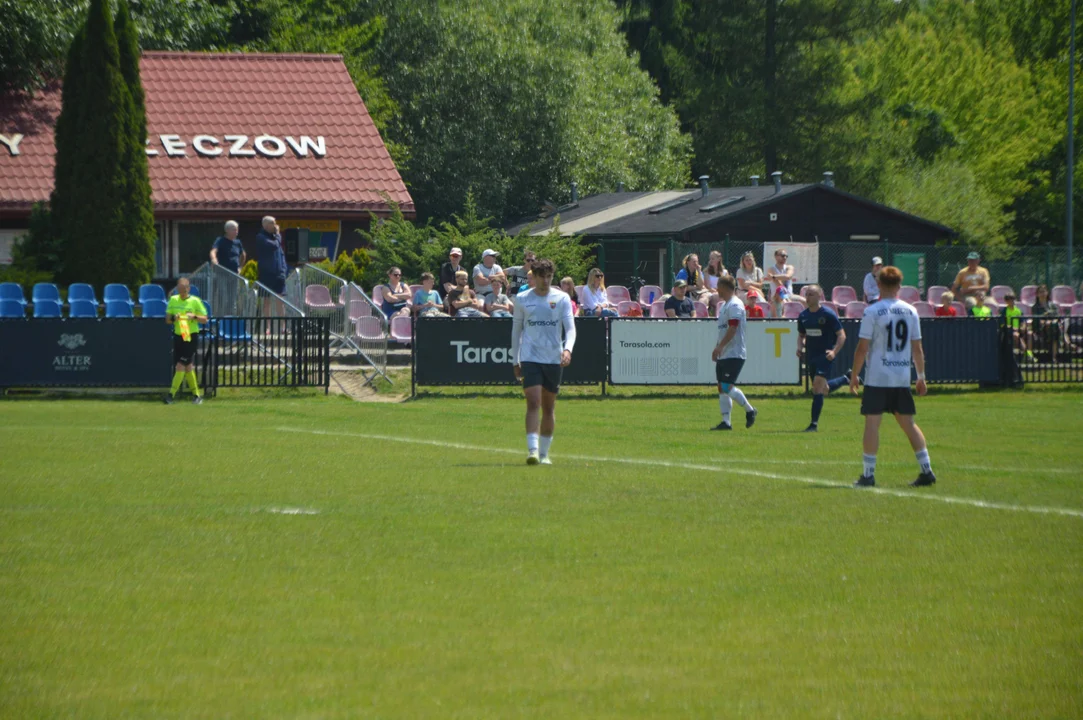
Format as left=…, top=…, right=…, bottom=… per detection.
left=911, top=311, right=922, bottom=341
left=511, top=298, right=524, bottom=363
left=561, top=297, right=577, bottom=354
left=797, top=318, right=806, bottom=335
left=858, top=309, right=874, bottom=339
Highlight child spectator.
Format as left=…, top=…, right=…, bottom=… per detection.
left=560, top=276, right=579, bottom=316
left=412, top=272, right=449, bottom=318
left=486, top=277, right=514, bottom=317
left=1003, top=292, right=1033, bottom=361
left=970, top=291, right=992, bottom=318
left=744, top=288, right=765, bottom=318
left=935, top=291, right=957, bottom=317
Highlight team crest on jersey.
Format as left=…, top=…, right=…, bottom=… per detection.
left=549, top=301, right=556, bottom=308
left=818, top=316, right=826, bottom=326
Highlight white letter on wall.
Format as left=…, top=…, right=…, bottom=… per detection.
left=0, top=133, right=24, bottom=156
left=159, top=134, right=187, bottom=157
left=254, top=135, right=287, bottom=158
left=225, top=135, right=255, bottom=157
left=193, top=135, right=222, bottom=157
left=285, top=135, right=326, bottom=158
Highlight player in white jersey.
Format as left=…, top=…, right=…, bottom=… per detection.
left=710, top=275, right=757, bottom=430
left=511, top=259, right=576, bottom=465
left=849, top=266, right=936, bottom=488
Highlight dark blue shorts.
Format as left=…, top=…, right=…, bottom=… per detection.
left=807, top=354, right=832, bottom=379
left=261, top=276, right=286, bottom=295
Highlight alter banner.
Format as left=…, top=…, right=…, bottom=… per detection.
left=609, top=319, right=800, bottom=385
left=413, top=317, right=607, bottom=386
left=0, top=319, right=173, bottom=387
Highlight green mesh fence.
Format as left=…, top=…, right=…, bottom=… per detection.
left=673, top=239, right=1082, bottom=298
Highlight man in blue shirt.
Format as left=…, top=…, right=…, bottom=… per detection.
left=796, top=285, right=850, bottom=432
left=255, top=216, right=288, bottom=295
left=209, top=220, right=246, bottom=274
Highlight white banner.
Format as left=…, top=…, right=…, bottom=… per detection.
left=609, top=319, right=800, bottom=385
left=764, top=241, right=819, bottom=285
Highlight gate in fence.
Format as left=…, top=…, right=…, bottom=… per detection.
left=200, top=316, right=330, bottom=395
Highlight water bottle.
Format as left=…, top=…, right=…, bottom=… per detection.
left=649, top=291, right=655, bottom=304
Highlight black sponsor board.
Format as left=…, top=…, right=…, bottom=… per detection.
left=414, top=317, right=607, bottom=385
left=0, top=319, right=174, bottom=387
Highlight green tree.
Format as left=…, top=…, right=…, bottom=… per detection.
left=114, top=0, right=157, bottom=287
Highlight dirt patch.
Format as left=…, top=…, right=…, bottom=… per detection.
left=330, top=370, right=407, bottom=402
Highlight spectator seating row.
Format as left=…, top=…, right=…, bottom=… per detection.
left=0, top=281, right=185, bottom=308
left=826, top=282, right=1080, bottom=310
left=0, top=295, right=209, bottom=320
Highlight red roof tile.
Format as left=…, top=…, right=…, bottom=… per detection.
left=0, top=52, right=412, bottom=216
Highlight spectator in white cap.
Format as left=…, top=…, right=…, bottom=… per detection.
left=440, top=247, right=465, bottom=295
left=864, top=256, right=883, bottom=303
left=473, top=249, right=506, bottom=300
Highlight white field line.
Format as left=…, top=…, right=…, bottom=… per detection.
left=277, top=427, right=1083, bottom=520
left=0, top=425, right=1072, bottom=476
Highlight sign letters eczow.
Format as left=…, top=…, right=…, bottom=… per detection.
left=146, top=134, right=327, bottom=158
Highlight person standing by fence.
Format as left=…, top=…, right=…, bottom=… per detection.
left=210, top=220, right=246, bottom=274
left=164, top=278, right=207, bottom=405
left=863, top=257, right=882, bottom=303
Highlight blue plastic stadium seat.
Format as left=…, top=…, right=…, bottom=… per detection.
left=69, top=300, right=99, bottom=318
left=138, top=284, right=166, bottom=304
left=218, top=317, right=251, bottom=341
left=105, top=300, right=134, bottom=318
left=32, top=283, right=61, bottom=304
left=103, top=283, right=134, bottom=306
left=141, top=299, right=167, bottom=318
left=0, top=282, right=26, bottom=305
left=0, top=299, right=26, bottom=318
left=33, top=299, right=62, bottom=318
left=189, top=284, right=201, bottom=297
left=68, top=283, right=98, bottom=305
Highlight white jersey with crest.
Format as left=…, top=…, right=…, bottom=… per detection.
left=859, top=298, right=922, bottom=387
left=511, top=287, right=576, bottom=365
left=716, top=296, right=747, bottom=360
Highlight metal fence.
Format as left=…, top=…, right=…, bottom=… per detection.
left=287, top=265, right=389, bottom=384
left=200, top=316, right=330, bottom=395
left=674, top=239, right=1083, bottom=297
left=187, top=262, right=257, bottom=317
left=1002, top=316, right=1083, bottom=384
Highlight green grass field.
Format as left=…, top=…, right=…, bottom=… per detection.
left=2, top=387, right=1082, bottom=718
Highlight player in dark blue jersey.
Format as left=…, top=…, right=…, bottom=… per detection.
left=796, top=285, right=850, bottom=432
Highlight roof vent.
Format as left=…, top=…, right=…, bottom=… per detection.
left=822, top=171, right=835, bottom=188
left=570, top=181, right=579, bottom=203
left=750, top=175, right=760, bottom=187
left=617, top=181, right=625, bottom=193
left=698, top=175, right=710, bottom=197
left=771, top=171, right=783, bottom=194
left=699, top=196, right=746, bottom=213
left=647, top=194, right=697, bottom=214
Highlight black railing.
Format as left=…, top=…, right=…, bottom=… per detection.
left=1002, top=316, right=1083, bottom=384
left=200, top=316, right=330, bottom=396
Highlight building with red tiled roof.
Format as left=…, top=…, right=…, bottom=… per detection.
left=0, top=52, right=412, bottom=277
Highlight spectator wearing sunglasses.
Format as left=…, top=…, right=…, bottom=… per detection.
left=765, top=248, right=806, bottom=317
left=380, top=267, right=412, bottom=319
left=580, top=268, right=618, bottom=317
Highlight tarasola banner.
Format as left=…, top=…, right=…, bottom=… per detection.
left=609, top=319, right=800, bottom=385
left=0, top=319, right=174, bottom=387
left=413, top=317, right=607, bottom=385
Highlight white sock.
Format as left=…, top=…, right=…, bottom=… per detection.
left=862, top=453, right=877, bottom=478
left=527, top=433, right=539, bottom=453
left=718, top=394, right=732, bottom=423
left=916, top=448, right=932, bottom=474
left=727, top=386, right=753, bottom=412
left=539, top=435, right=553, bottom=457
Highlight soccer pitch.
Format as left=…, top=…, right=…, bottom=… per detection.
left=1, top=388, right=1081, bottom=718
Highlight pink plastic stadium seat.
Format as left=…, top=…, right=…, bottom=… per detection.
left=755, top=301, right=771, bottom=317
left=371, top=285, right=387, bottom=305
left=304, top=284, right=336, bottom=311
left=844, top=301, right=867, bottom=319
left=821, top=301, right=838, bottom=316
left=638, top=285, right=663, bottom=309
left=1019, top=285, right=1038, bottom=306
left=990, top=285, right=1014, bottom=306
left=782, top=301, right=803, bottom=318
left=1051, top=285, right=1077, bottom=308
left=337, top=286, right=349, bottom=305
left=898, top=286, right=921, bottom=304
left=409, top=284, right=423, bottom=297
left=617, top=300, right=639, bottom=317
left=951, top=301, right=967, bottom=316
left=348, top=299, right=372, bottom=320
left=984, top=301, right=1000, bottom=317
left=354, top=316, right=385, bottom=341
left=1017, top=301, right=1033, bottom=317
left=913, top=301, right=935, bottom=318
left=649, top=300, right=667, bottom=318
left=832, top=285, right=857, bottom=306
left=799, top=285, right=811, bottom=298
left=693, top=301, right=709, bottom=318
left=390, top=315, right=412, bottom=344
left=926, top=285, right=949, bottom=305
left=607, top=285, right=632, bottom=305
left=1071, top=302, right=1083, bottom=317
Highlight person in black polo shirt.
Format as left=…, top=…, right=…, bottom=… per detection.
left=209, top=220, right=246, bottom=274
left=664, top=279, right=696, bottom=318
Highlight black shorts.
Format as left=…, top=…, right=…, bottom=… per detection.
left=261, top=276, right=286, bottom=295
left=806, top=354, right=832, bottom=379
left=522, top=361, right=562, bottom=394
left=715, top=358, right=745, bottom=385
left=860, top=386, right=916, bottom=416
left=173, top=335, right=196, bottom=365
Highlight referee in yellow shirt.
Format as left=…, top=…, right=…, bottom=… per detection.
left=164, top=278, right=207, bottom=404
